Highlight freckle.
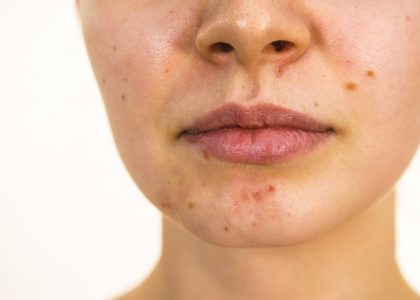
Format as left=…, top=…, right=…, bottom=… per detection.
left=344, top=82, right=358, bottom=91
left=405, top=15, right=411, bottom=22
left=314, top=102, right=319, bottom=107
left=188, top=202, right=196, bottom=209
left=367, top=70, right=375, bottom=78
left=224, top=226, right=229, bottom=232
left=121, top=94, right=126, bottom=101
left=169, top=9, right=174, bottom=14
left=123, top=77, right=128, bottom=83
left=201, top=182, right=207, bottom=188
left=165, top=68, right=170, bottom=74
left=123, top=18, right=127, bottom=24
left=202, top=150, right=209, bottom=160
left=101, top=78, right=106, bottom=84
left=112, top=45, right=117, bottom=51
left=251, top=221, right=257, bottom=227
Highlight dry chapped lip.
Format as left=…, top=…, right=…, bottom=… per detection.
left=181, top=103, right=335, bottom=164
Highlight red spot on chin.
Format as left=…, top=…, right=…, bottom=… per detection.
left=202, top=150, right=210, bottom=160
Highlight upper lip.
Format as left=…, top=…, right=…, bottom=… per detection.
left=180, top=103, right=335, bottom=136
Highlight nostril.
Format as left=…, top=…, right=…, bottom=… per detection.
left=210, top=42, right=234, bottom=53
left=271, top=40, right=289, bottom=52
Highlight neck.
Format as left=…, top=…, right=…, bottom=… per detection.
left=143, top=189, right=415, bottom=300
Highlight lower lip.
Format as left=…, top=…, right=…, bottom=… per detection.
left=182, top=127, right=333, bottom=164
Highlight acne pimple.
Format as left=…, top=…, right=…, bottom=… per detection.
left=267, top=185, right=275, bottom=192
left=188, top=202, right=196, bottom=209
left=344, top=82, right=358, bottom=91
left=366, top=70, right=375, bottom=78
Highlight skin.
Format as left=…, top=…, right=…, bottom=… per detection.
left=77, top=1, right=420, bottom=299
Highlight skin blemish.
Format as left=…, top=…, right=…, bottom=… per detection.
left=251, top=221, right=257, bottom=227
left=123, top=77, right=128, bottom=83
left=188, top=202, right=196, bottom=209
left=367, top=70, right=376, bottom=78
left=165, top=68, right=170, bottom=74
left=202, top=149, right=210, bottom=160
left=314, top=102, right=319, bottom=107
left=161, top=201, right=172, bottom=210
left=405, top=15, right=411, bottom=22
left=101, top=78, right=106, bottom=84
left=267, top=185, right=275, bottom=192
left=169, top=9, right=174, bottom=14
left=121, top=94, right=126, bottom=101
left=224, top=226, right=229, bottom=232
left=112, top=45, right=117, bottom=51
left=344, top=82, right=358, bottom=91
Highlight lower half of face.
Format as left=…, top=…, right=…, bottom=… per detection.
left=80, top=0, right=420, bottom=246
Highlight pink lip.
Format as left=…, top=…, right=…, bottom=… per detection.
left=180, top=103, right=335, bottom=164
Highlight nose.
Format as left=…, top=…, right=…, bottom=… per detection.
left=195, top=1, right=312, bottom=71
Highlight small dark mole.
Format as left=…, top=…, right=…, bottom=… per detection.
left=101, top=78, right=106, bottom=84
left=169, top=9, right=174, bottom=14
left=367, top=70, right=376, bottom=78
left=188, top=202, right=196, bottom=209
left=121, top=94, right=126, bottom=100
left=164, top=68, right=170, bottom=74
left=267, top=185, right=275, bottom=192
left=344, top=82, right=358, bottom=91
left=112, top=45, right=117, bottom=51
left=314, top=102, right=319, bottom=107
left=224, top=226, right=229, bottom=232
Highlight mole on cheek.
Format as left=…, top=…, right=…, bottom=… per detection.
left=121, top=94, right=126, bottom=101
left=188, top=202, right=196, bottom=209
left=112, top=45, right=117, bottom=51
left=366, top=70, right=376, bottom=78
left=224, top=226, right=229, bottom=232
left=344, top=82, right=358, bottom=91
left=101, top=78, right=106, bottom=85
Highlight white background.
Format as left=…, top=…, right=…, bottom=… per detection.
left=0, top=1, right=419, bottom=299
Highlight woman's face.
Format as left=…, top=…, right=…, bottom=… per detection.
left=79, top=0, right=420, bottom=246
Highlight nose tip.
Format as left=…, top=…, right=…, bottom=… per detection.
left=194, top=5, right=311, bottom=70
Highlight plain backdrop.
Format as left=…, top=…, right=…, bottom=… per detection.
left=0, top=1, right=419, bottom=299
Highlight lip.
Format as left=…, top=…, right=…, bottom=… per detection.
left=179, top=103, right=335, bottom=164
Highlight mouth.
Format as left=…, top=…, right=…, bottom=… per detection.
left=179, top=103, right=335, bottom=164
